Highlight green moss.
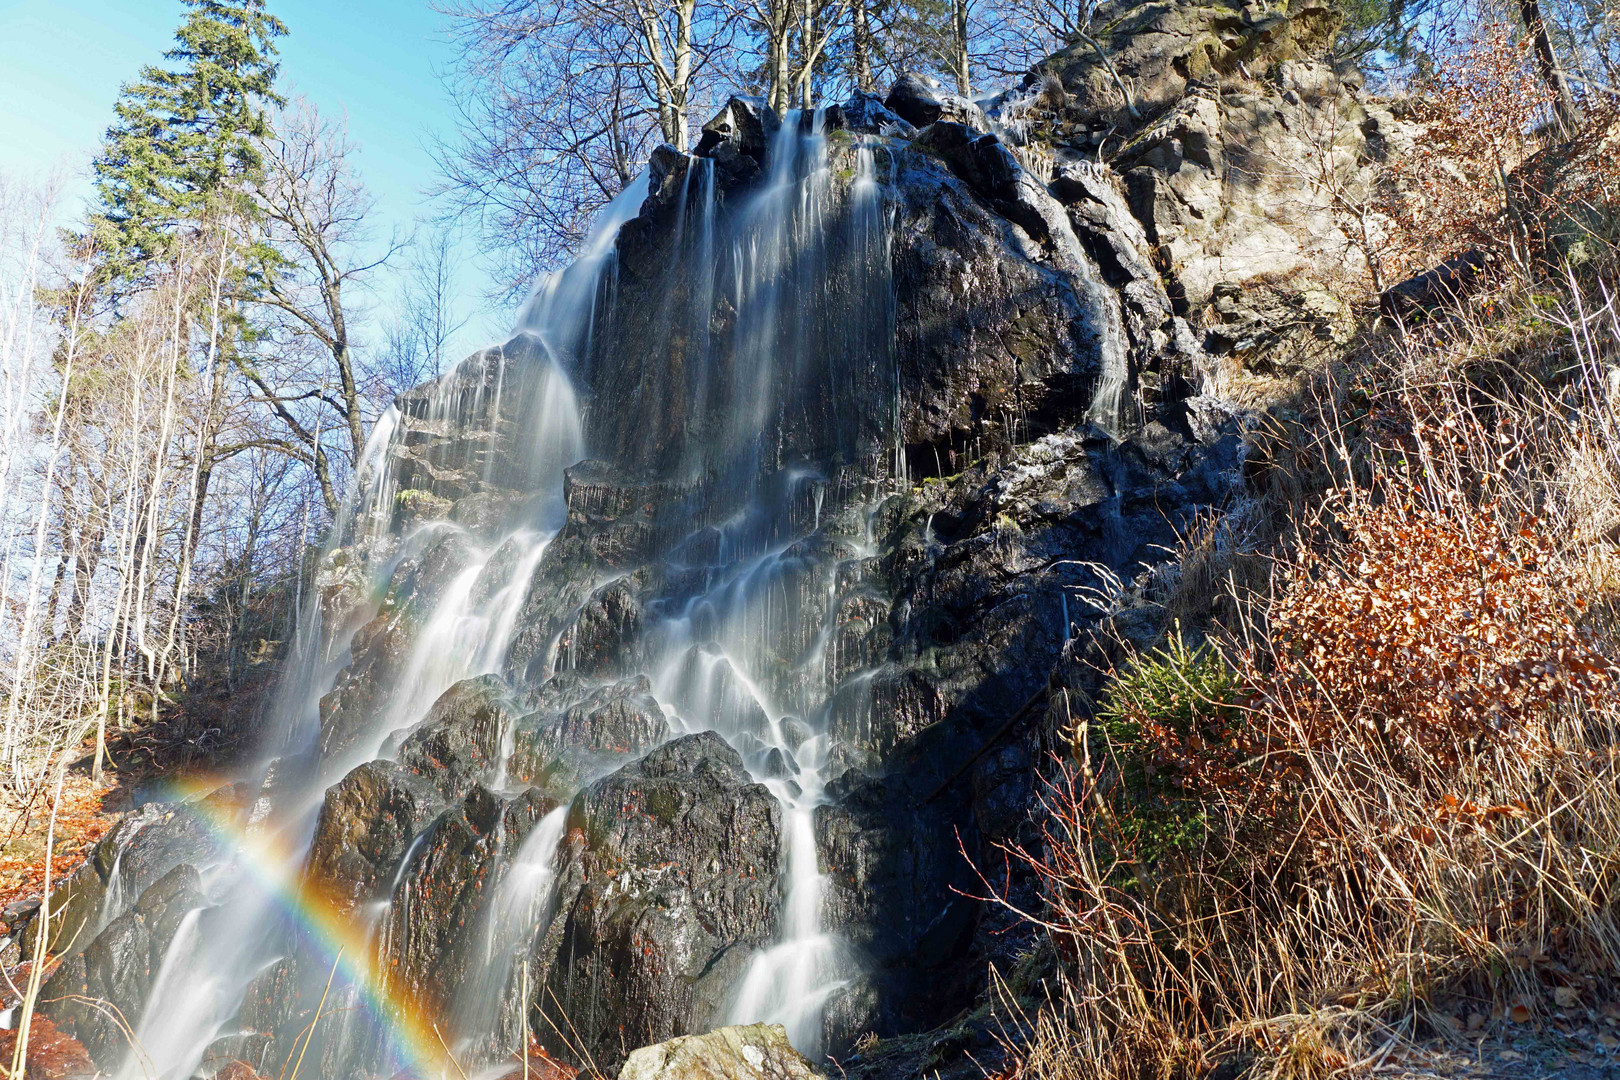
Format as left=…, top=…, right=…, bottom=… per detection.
left=645, top=787, right=683, bottom=825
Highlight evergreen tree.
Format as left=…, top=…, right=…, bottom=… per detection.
left=88, top=0, right=287, bottom=280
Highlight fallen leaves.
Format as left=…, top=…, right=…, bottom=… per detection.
left=0, top=770, right=117, bottom=916
left=0, top=1016, right=96, bottom=1079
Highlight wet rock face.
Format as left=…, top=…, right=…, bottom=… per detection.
left=508, top=676, right=671, bottom=797
left=319, top=531, right=492, bottom=764
left=41, top=864, right=206, bottom=1068
left=535, top=733, right=782, bottom=1073
left=392, top=674, right=519, bottom=799
left=16, top=803, right=164, bottom=961
left=886, top=136, right=1118, bottom=466
left=305, top=759, right=447, bottom=917
left=391, top=334, right=560, bottom=508
left=385, top=786, right=555, bottom=1017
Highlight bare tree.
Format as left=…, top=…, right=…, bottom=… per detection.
left=245, top=98, right=402, bottom=512
left=405, top=227, right=470, bottom=383
left=971, top=0, right=1094, bottom=81
left=1516, top=0, right=1582, bottom=129
left=436, top=0, right=739, bottom=293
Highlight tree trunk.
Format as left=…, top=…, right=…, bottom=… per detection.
left=852, top=0, right=873, bottom=92
left=953, top=0, right=972, bottom=96
left=672, top=0, right=696, bottom=147
left=799, top=0, right=814, bottom=108
left=162, top=234, right=236, bottom=685
left=1517, top=0, right=1580, bottom=132
left=774, top=30, right=791, bottom=115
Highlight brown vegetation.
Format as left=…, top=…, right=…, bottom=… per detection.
left=0, top=770, right=114, bottom=915
left=979, top=303, right=1620, bottom=1080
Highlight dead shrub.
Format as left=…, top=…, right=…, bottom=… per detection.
left=1378, top=24, right=1620, bottom=287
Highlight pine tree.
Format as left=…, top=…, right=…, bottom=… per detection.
left=89, top=0, right=287, bottom=280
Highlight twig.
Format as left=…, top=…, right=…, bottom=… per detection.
left=432, top=1023, right=471, bottom=1080
left=285, top=948, right=342, bottom=1080
left=9, top=764, right=64, bottom=1079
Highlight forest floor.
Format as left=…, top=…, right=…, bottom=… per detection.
left=1384, top=1028, right=1620, bottom=1079
left=0, top=764, right=118, bottom=916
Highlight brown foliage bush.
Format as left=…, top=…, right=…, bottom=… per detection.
left=0, top=1016, right=96, bottom=1079
left=1379, top=25, right=1553, bottom=281
left=1379, top=24, right=1620, bottom=284
left=1256, top=492, right=1611, bottom=771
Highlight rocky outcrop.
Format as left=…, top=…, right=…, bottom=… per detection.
left=1004, top=0, right=1414, bottom=387
left=384, top=785, right=556, bottom=1017
left=39, top=7, right=1399, bottom=1074
left=41, top=865, right=206, bottom=1066
left=1043, top=0, right=1341, bottom=120
left=305, top=759, right=447, bottom=917
left=392, top=675, right=518, bottom=799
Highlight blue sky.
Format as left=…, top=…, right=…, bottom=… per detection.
left=0, top=0, right=507, bottom=353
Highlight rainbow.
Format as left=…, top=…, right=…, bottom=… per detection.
left=152, top=776, right=462, bottom=1080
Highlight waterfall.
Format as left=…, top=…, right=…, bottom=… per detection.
left=82, top=106, right=905, bottom=1080
left=450, top=805, right=570, bottom=1065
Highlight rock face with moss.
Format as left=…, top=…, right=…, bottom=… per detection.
left=537, top=734, right=783, bottom=1064
left=1032, top=0, right=1410, bottom=387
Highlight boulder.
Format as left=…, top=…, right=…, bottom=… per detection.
left=617, top=1023, right=822, bottom=1080
left=832, top=91, right=917, bottom=138
left=884, top=73, right=990, bottom=133
left=383, top=786, right=555, bottom=1017
left=695, top=95, right=779, bottom=164
left=393, top=674, right=519, bottom=799
left=1379, top=250, right=1492, bottom=319
left=508, top=675, right=670, bottom=796
left=40, top=864, right=207, bottom=1068
left=0, top=1016, right=97, bottom=1080
left=534, top=733, right=781, bottom=1073
left=304, top=759, right=447, bottom=917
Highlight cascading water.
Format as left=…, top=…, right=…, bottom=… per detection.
left=81, top=181, right=645, bottom=1080
left=68, top=106, right=915, bottom=1080
left=450, top=805, right=569, bottom=1070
